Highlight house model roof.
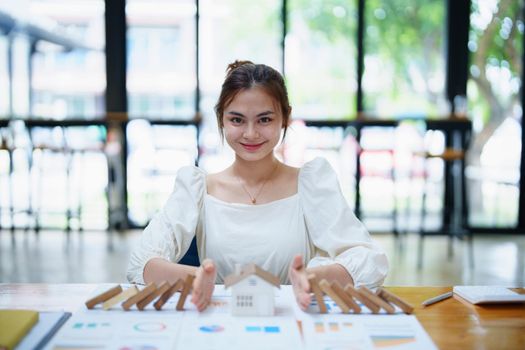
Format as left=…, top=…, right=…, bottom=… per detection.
left=224, top=264, right=280, bottom=289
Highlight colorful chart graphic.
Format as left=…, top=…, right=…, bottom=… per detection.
left=245, top=326, right=262, bottom=332
left=310, top=297, right=366, bottom=313
left=264, top=326, right=280, bottom=333
left=133, top=322, right=167, bottom=333
left=244, top=326, right=281, bottom=333
left=199, top=325, right=225, bottom=333
left=371, top=335, right=416, bottom=347
left=310, top=299, right=346, bottom=312
left=72, top=322, right=111, bottom=329
left=314, top=321, right=353, bottom=333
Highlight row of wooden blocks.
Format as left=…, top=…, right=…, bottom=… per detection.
left=85, top=274, right=413, bottom=314
left=308, top=275, right=414, bottom=314
left=85, top=275, right=195, bottom=311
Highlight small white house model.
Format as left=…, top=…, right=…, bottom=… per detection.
left=224, top=264, right=280, bottom=316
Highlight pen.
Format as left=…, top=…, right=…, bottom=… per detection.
left=421, top=291, right=453, bottom=307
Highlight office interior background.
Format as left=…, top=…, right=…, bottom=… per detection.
left=0, top=0, right=524, bottom=287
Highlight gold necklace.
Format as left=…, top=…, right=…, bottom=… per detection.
left=236, top=162, right=279, bottom=205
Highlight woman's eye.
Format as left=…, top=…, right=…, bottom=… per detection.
left=259, top=117, right=272, bottom=124
left=230, top=117, right=243, bottom=124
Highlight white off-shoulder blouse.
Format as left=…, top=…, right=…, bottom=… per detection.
left=127, top=158, right=388, bottom=288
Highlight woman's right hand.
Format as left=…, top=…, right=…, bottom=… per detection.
left=191, top=259, right=217, bottom=311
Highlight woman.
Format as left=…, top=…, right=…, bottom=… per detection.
left=127, top=60, right=388, bottom=311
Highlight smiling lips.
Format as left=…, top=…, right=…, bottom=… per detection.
left=240, top=142, right=265, bottom=152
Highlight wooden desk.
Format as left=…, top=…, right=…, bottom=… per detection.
left=1, top=284, right=524, bottom=349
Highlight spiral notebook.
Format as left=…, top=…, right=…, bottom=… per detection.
left=453, top=286, right=525, bottom=305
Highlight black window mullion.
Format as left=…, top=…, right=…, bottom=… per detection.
left=105, top=0, right=128, bottom=229
left=445, top=0, right=471, bottom=112
left=281, top=0, right=287, bottom=75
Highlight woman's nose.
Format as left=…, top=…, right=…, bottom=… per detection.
left=243, top=123, right=259, bottom=139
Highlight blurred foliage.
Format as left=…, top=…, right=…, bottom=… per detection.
left=365, top=0, right=444, bottom=86
left=293, top=0, right=445, bottom=117
left=469, top=0, right=523, bottom=127
left=287, top=0, right=357, bottom=119
left=290, top=0, right=357, bottom=41
left=293, top=0, right=522, bottom=128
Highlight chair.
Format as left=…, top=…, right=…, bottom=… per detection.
left=408, top=126, right=473, bottom=269
left=0, top=121, right=34, bottom=235
left=27, top=123, right=107, bottom=233
left=354, top=121, right=400, bottom=242
left=0, top=123, right=14, bottom=233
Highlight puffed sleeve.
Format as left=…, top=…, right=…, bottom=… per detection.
left=127, top=166, right=206, bottom=284
left=300, top=158, right=388, bottom=289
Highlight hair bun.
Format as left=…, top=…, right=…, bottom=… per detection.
left=226, top=60, right=254, bottom=75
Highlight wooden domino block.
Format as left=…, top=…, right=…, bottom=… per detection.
left=122, top=283, right=157, bottom=311
left=331, top=281, right=361, bottom=313
left=378, top=288, right=414, bottom=314
left=85, top=285, right=123, bottom=309
left=154, top=279, right=184, bottom=310
left=344, top=284, right=380, bottom=314
left=358, top=286, right=395, bottom=314
left=137, top=281, right=171, bottom=310
left=103, top=286, right=139, bottom=310
left=318, top=279, right=351, bottom=314
left=176, top=274, right=195, bottom=311
left=307, top=274, right=327, bottom=313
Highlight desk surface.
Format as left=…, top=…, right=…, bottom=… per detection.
left=0, top=284, right=524, bottom=349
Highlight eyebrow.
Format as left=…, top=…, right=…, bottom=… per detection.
left=226, top=110, right=275, bottom=117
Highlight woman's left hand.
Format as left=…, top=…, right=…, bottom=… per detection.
left=289, top=254, right=311, bottom=310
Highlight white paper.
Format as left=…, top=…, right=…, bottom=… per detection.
left=301, top=314, right=437, bottom=350
left=44, top=285, right=436, bottom=350
left=453, top=286, right=525, bottom=304
left=175, top=314, right=303, bottom=350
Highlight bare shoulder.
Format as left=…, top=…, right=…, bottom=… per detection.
left=279, top=163, right=300, bottom=182
left=206, top=168, right=236, bottom=196
left=274, top=163, right=300, bottom=195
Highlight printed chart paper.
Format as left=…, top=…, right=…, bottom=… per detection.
left=44, top=311, right=183, bottom=350
left=175, top=314, right=303, bottom=350
left=302, top=314, right=437, bottom=350
left=303, top=295, right=404, bottom=316
left=43, top=285, right=436, bottom=350
left=44, top=285, right=184, bottom=350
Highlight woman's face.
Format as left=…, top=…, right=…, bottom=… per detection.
left=222, top=86, right=284, bottom=162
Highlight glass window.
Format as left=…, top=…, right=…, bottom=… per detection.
left=29, top=0, right=106, bottom=119
left=126, top=0, right=196, bottom=120
left=198, top=0, right=282, bottom=171
left=0, top=35, right=8, bottom=117
left=127, top=120, right=198, bottom=226
left=282, top=122, right=356, bottom=204
left=467, top=0, right=523, bottom=227
left=364, top=0, right=447, bottom=118
left=12, top=35, right=30, bottom=117
left=286, top=0, right=357, bottom=120
left=199, top=0, right=281, bottom=113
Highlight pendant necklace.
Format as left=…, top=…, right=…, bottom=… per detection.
left=236, top=162, right=279, bottom=205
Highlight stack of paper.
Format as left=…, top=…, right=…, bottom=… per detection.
left=453, top=286, right=525, bottom=304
